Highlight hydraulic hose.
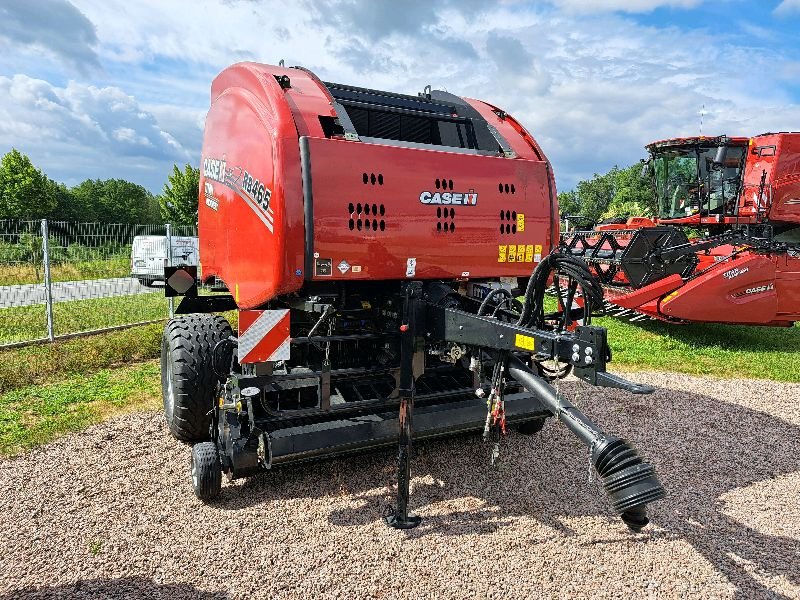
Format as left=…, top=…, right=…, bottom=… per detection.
left=506, top=355, right=665, bottom=532
left=516, top=251, right=604, bottom=330
left=478, top=287, right=512, bottom=316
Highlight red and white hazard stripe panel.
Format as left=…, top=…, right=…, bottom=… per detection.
left=237, top=309, right=291, bottom=364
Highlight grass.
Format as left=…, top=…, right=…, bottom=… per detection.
left=0, top=258, right=130, bottom=286
left=0, top=308, right=237, bottom=456
left=0, top=292, right=167, bottom=344
left=596, top=316, right=800, bottom=383
left=0, top=361, right=161, bottom=457
left=0, top=323, right=164, bottom=393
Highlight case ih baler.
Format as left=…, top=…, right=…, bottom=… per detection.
left=161, top=62, right=664, bottom=531
left=564, top=134, right=800, bottom=326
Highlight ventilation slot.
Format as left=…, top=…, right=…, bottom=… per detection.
left=436, top=206, right=456, bottom=233
left=362, top=172, right=384, bottom=185
left=348, top=203, right=386, bottom=233
left=500, top=209, right=519, bottom=234
left=435, top=178, right=455, bottom=190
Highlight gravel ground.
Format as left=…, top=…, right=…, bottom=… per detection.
left=1, top=371, right=798, bottom=599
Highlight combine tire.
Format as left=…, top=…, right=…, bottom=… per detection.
left=517, top=417, right=547, bottom=436
left=161, top=314, right=233, bottom=442
left=191, top=441, right=222, bottom=501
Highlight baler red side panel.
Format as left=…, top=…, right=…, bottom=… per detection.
left=199, top=63, right=305, bottom=309
left=307, top=137, right=552, bottom=280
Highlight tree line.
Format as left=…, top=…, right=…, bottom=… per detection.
left=557, top=162, right=657, bottom=227
left=0, top=149, right=199, bottom=226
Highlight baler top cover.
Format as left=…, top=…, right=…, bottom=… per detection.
left=199, top=62, right=558, bottom=309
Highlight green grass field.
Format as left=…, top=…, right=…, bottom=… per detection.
left=0, top=257, right=131, bottom=286
left=0, top=292, right=167, bottom=344
left=0, top=361, right=161, bottom=456
left=596, top=316, right=799, bottom=383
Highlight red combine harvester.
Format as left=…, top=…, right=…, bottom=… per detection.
left=564, top=134, right=800, bottom=326
left=161, top=62, right=664, bottom=531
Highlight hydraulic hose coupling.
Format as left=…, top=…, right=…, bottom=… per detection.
left=592, top=436, right=666, bottom=532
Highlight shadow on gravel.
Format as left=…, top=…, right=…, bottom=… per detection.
left=213, top=380, right=799, bottom=599
left=0, top=576, right=228, bottom=599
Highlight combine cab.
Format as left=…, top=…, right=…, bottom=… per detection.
left=564, top=134, right=800, bottom=326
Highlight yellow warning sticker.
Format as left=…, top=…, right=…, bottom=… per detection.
left=515, top=333, right=535, bottom=351
left=508, top=244, right=517, bottom=262
left=516, top=244, right=525, bottom=262
left=662, top=290, right=679, bottom=304
left=534, top=244, right=543, bottom=262
left=525, top=244, right=534, bottom=262
left=517, top=213, right=525, bottom=232
left=498, top=245, right=507, bottom=262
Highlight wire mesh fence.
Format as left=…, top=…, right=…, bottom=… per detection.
left=0, top=219, right=197, bottom=347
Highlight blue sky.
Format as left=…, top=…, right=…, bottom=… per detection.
left=1, top=0, right=799, bottom=195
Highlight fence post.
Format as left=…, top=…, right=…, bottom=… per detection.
left=165, top=223, right=174, bottom=319
left=40, top=219, right=55, bottom=342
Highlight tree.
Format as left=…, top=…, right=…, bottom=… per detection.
left=0, top=149, right=54, bottom=219
left=558, top=162, right=656, bottom=226
left=159, top=163, right=199, bottom=225
left=69, top=179, right=104, bottom=222
left=98, top=179, right=156, bottom=224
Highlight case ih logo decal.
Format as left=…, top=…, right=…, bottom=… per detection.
left=419, top=190, right=478, bottom=205
left=734, top=282, right=774, bottom=297
left=203, top=156, right=274, bottom=233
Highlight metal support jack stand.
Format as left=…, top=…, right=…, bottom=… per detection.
left=385, top=283, right=422, bottom=530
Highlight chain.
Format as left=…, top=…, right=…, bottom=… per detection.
left=324, top=320, right=333, bottom=362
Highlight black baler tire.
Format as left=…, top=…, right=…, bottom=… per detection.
left=191, top=441, right=222, bottom=501
left=517, top=417, right=547, bottom=436
left=161, top=314, right=232, bottom=443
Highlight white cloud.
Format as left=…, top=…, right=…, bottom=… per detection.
left=0, top=74, right=191, bottom=189
left=0, top=0, right=99, bottom=71
left=774, top=0, right=800, bottom=14
left=548, top=0, right=702, bottom=13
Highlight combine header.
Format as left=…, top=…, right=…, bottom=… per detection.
left=161, top=62, right=664, bottom=531
left=564, top=134, right=800, bottom=326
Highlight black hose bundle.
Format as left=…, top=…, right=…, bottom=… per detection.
left=516, top=251, right=604, bottom=330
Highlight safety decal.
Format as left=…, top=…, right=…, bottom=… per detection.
left=516, top=213, right=525, bottom=232
left=337, top=260, right=351, bottom=274
left=238, top=309, right=291, bottom=364
left=515, top=334, right=535, bottom=351
left=406, top=257, right=417, bottom=277
left=498, top=244, right=538, bottom=263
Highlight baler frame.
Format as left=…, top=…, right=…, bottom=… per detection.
left=168, top=264, right=665, bottom=532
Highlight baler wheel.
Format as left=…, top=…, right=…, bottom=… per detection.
left=191, top=441, right=222, bottom=501
left=161, top=314, right=232, bottom=442
left=517, top=417, right=547, bottom=436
